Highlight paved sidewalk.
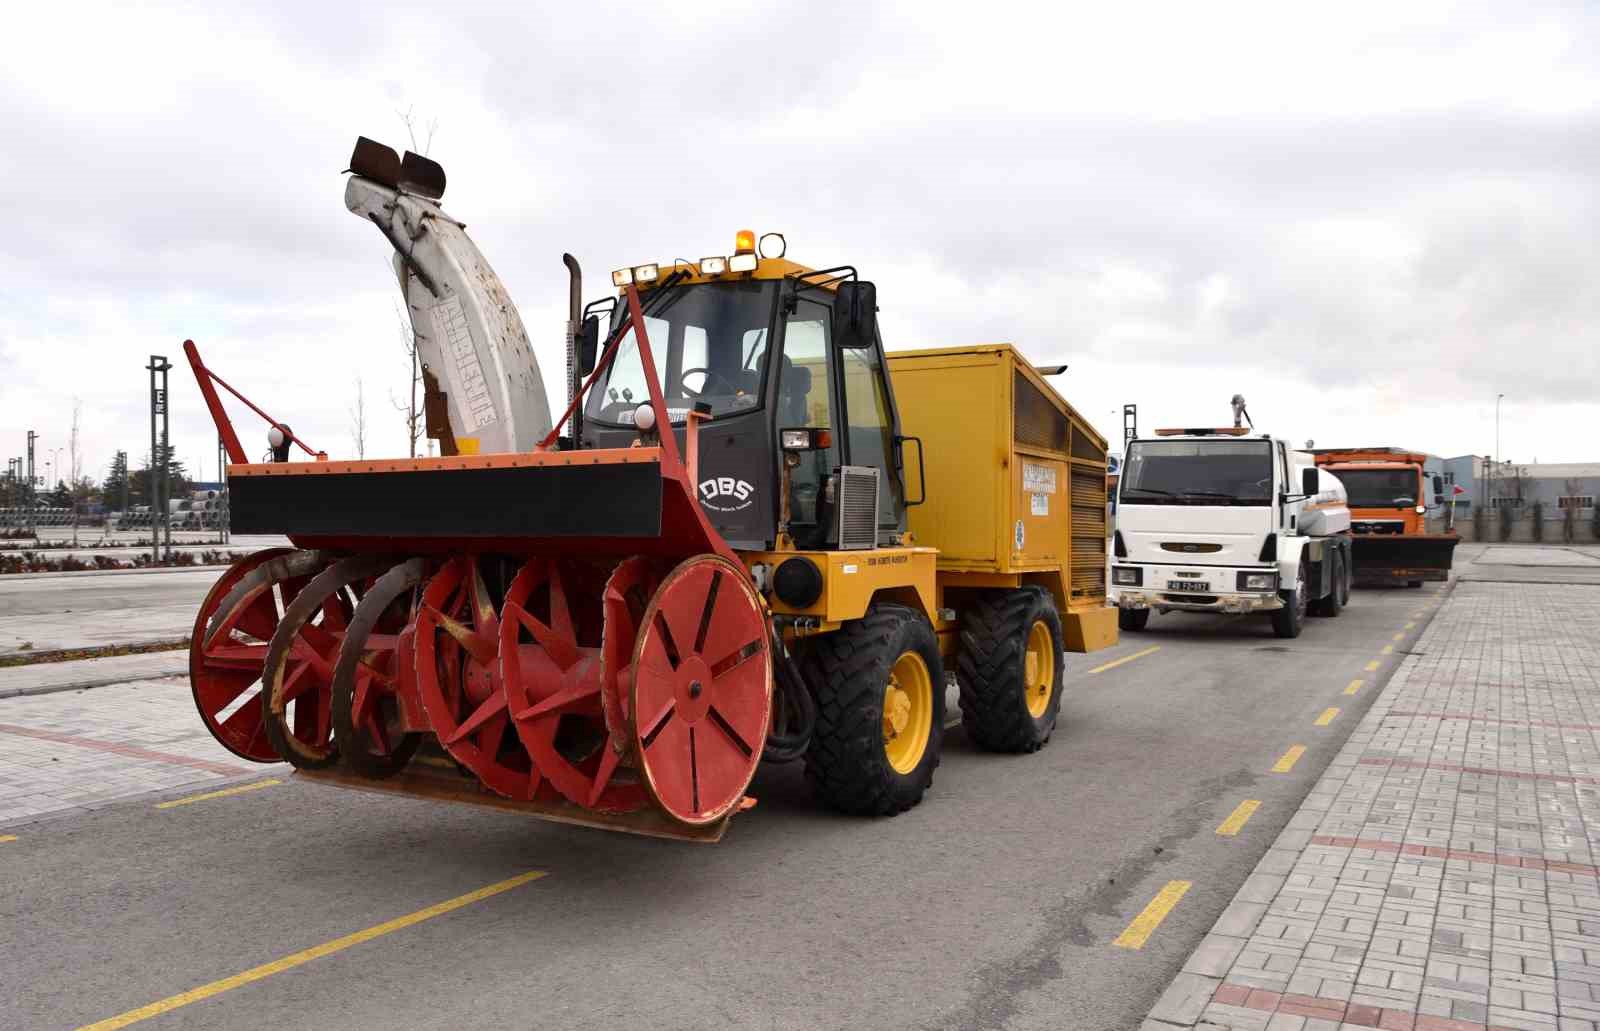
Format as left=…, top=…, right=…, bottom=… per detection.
left=0, top=676, right=280, bottom=828
left=1147, top=580, right=1600, bottom=1031
left=0, top=650, right=188, bottom=699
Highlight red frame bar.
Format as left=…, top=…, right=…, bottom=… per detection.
left=183, top=339, right=325, bottom=462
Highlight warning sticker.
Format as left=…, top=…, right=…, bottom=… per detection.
left=1022, top=461, right=1057, bottom=494
left=429, top=295, right=499, bottom=431
left=1031, top=493, right=1049, bottom=517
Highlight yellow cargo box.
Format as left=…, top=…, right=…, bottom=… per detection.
left=887, top=345, right=1117, bottom=653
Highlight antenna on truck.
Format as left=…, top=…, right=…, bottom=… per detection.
left=1230, top=394, right=1252, bottom=430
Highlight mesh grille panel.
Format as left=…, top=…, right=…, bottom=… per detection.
left=1070, top=469, right=1108, bottom=598
left=836, top=466, right=880, bottom=551
left=1013, top=371, right=1069, bottom=453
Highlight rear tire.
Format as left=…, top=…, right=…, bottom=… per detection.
left=802, top=603, right=944, bottom=816
left=1119, top=608, right=1151, bottom=632
left=1311, top=554, right=1345, bottom=617
left=1270, top=561, right=1308, bottom=639
left=956, top=588, right=1065, bottom=753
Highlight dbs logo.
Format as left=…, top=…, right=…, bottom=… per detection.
left=699, top=477, right=756, bottom=513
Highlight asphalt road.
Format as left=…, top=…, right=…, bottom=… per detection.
left=0, top=567, right=224, bottom=655
left=2, top=580, right=1445, bottom=1031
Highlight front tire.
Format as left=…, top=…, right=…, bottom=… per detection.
left=1118, top=608, right=1151, bottom=632
left=1270, top=560, right=1309, bottom=639
left=802, top=603, right=944, bottom=816
left=956, top=588, right=1065, bottom=753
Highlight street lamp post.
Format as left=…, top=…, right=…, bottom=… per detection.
left=1493, top=394, right=1505, bottom=522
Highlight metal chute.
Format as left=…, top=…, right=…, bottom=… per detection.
left=344, top=137, right=551, bottom=455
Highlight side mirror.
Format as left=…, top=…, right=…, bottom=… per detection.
left=833, top=281, right=878, bottom=349
left=577, top=315, right=600, bottom=375
left=1432, top=475, right=1444, bottom=495
left=1300, top=467, right=1318, bottom=496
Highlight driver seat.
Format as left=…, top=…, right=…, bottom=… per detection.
left=778, top=356, right=812, bottom=427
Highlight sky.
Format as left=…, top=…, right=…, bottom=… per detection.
left=2, top=0, right=1597, bottom=490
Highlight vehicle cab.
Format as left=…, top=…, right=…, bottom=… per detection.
left=1109, top=425, right=1350, bottom=636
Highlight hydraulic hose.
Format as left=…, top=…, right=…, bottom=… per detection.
left=762, top=627, right=815, bottom=763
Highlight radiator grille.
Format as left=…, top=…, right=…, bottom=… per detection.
left=1070, top=469, right=1108, bottom=597
left=1013, top=371, right=1069, bottom=453
left=835, top=466, right=880, bottom=551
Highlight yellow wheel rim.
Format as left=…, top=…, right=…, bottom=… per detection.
left=883, top=650, right=934, bottom=775
left=1023, top=619, right=1055, bottom=719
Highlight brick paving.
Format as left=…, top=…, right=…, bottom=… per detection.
left=1146, top=580, right=1600, bottom=1031
left=0, top=675, right=280, bottom=828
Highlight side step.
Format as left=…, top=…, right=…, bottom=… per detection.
left=294, top=750, right=740, bottom=844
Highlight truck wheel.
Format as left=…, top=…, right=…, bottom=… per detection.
left=1270, top=561, right=1309, bottom=639
left=1118, top=608, right=1151, bottom=632
left=802, top=603, right=944, bottom=816
left=1311, top=554, right=1345, bottom=617
left=956, top=588, right=1065, bottom=754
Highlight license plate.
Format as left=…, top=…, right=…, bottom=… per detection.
left=1166, top=579, right=1209, bottom=592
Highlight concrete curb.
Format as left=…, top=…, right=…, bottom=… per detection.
left=0, top=564, right=236, bottom=582
left=0, top=667, right=187, bottom=701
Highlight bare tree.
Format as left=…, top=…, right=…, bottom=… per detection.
left=350, top=379, right=368, bottom=459
left=69, top=400, right=82, bottom=545
left=1562, top=478, right=1585, bottom=543
left=389, top=303, right=423, bottom=457
left=397, top=104, right=438, bottom=156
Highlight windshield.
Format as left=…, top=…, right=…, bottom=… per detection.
left=586, top=280, right=776, bottom=426
left=1120, top=439, right=1274, bottom=506
left=1334, top=468, right=1419, bottom=508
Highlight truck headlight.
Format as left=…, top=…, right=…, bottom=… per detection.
left=1113, top=566, right=1141, bottom=586
left=1237, top=571, right=1278, bottom=591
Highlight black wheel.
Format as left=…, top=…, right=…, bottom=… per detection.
left=1118, top=608, right=1150, bottom=632
left=956, top=588, right=1064, bottom=753
left=1311, top=554, right=1345, bottom=617
left=1270, top=560, right=1309, bottom=639
left=1338, top=552, right=1352, bottom=606
left=802, top=603, right=944, bottom=816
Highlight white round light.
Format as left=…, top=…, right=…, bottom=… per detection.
left=633, top=403, right=656, bottom=431
left=267, top=426, right=286, bottom=448
left=758, top=232, right=786, bottom=259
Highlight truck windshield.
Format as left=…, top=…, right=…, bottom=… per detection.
left=1120, top=440, right=1274, bottom=506
left=1334, top=468, right=1418, bottom=508
left=586, top=280, right=777, bottom=426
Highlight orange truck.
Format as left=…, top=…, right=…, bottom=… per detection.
left=1310, top=448, right=1458, bottom=587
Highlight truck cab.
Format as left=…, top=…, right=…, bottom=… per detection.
left=1110, top=427, right=1353, bottom=639
left=1312, top=448, right=1459, bottom=586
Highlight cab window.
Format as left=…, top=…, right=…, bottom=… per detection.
left=841, top=343, right=903, bottom=526
left=779, top=301, right=838, bottom=529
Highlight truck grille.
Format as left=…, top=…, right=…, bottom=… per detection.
left=835, top=466, right=880, bottom=551
left=1351, top=521, right=1404, bottom=535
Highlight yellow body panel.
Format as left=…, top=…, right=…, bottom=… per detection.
left=743, top=547, right=940, bottom=628
left=886, top=345, right=1115, bottom=653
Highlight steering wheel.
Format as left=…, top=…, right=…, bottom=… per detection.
left=680, top=367, right=740, bottom=399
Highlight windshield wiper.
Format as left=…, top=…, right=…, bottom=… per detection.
left=1176, top=490, right=1238, bottom=502
left=1121, top=487, right=1176, bottom=499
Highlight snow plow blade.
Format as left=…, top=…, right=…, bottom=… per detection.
left=1349, top=533, right=1460, bottom=586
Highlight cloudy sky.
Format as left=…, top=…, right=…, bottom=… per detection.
left=2, top=0, right=1597, bottom=490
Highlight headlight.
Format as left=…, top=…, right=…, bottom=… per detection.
left=729, top=253, right=758, bottom=273
left=611, top=267, right=633, bottom=287
left=633, top=263, right=659, bottom=284
left=633, top=403, right=656, bottom=431
left=1112, top=566, right=1141, bottom=586
left=1237, top=571, right=1278, bottom=591
left=700, top=256, right=727, bottom=275
left=758, top=232, right=786, bottom=258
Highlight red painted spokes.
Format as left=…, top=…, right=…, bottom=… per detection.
left=502, top=558, right=648, bottom=813
left=630, top=555, right=771, bottom=826
left=413, top=557, right=538, bottom=800
left=188, top=548, right=319, bottom=763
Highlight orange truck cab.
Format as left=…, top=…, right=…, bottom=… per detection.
left=1311, top=448, right=1458, bottom=587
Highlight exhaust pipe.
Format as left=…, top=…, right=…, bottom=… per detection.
left=564, top=254, right=582, bottom=445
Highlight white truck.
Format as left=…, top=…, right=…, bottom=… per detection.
left=1109, top=401, right=1353, bottom=639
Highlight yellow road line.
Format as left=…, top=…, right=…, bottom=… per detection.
left=1364, top=660, right=1380, bottom=672
left=1381, top=644, right=1394, bottom=655
left=0, top=834, right=16, bottom=843
left=1344, top=679, right=1363, bottom=696
left=1089, top=645, right=1161, bottom=675
left=1314, top=707, right=1340, bottom=727
left=1272, top=745, right=1306, bottom=773
left=155, top=778, right=282, bottom=810
left=78, top=870, right=547, bottom=1031
left=1404, top=622, right=1416, bottom=630
left=1215, top=800, right=1260, bottom=836
left=1113, top=880, right=1192, bottom=949
left=1392, top=632, right=1406, bottom=642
